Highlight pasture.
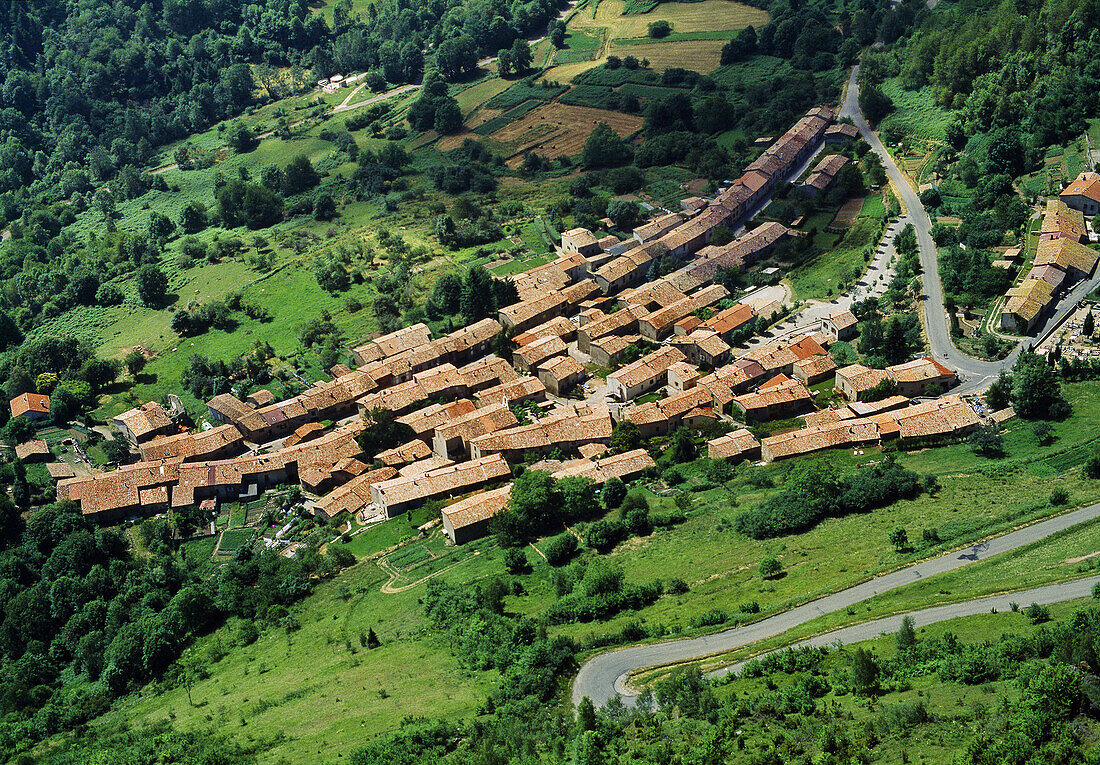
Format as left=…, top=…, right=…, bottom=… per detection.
left=607, top=38, right=729, bottom=72
left=877, top=79, right=955, bottom=142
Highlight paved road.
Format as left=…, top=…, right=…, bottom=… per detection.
left=839, top=67, right=1019, bottom=391
left=714, top=574, right=1100, bottom=679
left=839, top=66, right=1100, bottom=394
left=571, top=500, right=1100, bottom=707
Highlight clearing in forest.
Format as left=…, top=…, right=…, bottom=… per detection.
left=570, top=0, right=768, bottom=39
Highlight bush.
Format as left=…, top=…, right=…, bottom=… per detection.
left=1025, top=602, right=1051, bottom=624
left=602, top=476, right=627, bottom=509
left=504, top=547, right=529, bottom=574
left=667, top=578, right=689, bottom=594
left=758, top=556, right=783, bottom=579
left=662, top=466, right=685, bottom=485
left=1050, top=487, right=1069, bottom=506
left=543, top=533, right=579, bottom=566
left=586, top=519, right=628, bottom=552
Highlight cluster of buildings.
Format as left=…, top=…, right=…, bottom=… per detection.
left=36, top=106, right=912, bottom=546
left=1000, top=198, right=1099, bottom=333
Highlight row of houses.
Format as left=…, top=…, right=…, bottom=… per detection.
left=1000, top=200, right=1100, bottom=333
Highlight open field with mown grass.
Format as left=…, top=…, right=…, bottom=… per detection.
left=606, top=38, right=728, bottom=72
left=877, top=79, right=954, bottom=142
left=486, top=103, right=644, bottom=165
left=787, top=214, right=885, bottom=301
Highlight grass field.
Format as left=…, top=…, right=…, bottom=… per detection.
left=787, top=214, right=884, bottom=301
left=877, top=79, right=955, bottom=142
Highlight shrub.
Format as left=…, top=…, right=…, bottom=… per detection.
left=662, top=466, right=684, bottom=485
left=1050, top=487, right=1069, bottom=506
left=1025, top=602, right=1051, bottom=624
left=543, top=533, right=579, bottom=566
left=586, top=519, right=627, bottom=552
left=758, top=556, right=783, bottom=579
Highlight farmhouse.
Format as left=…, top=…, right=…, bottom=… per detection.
left=825, top=122, right=859, bottom=143
left=10, top=392, right=50, bottom=422
left=746, top=335, right=828, bottom=376
left=1000, top=278, right=1056, bottom=334
left=370, top=454, right=510, bottom=518
left=113, top=402, right=176, bottom=444
left=396, top=399, right=477, bottom=439
left=667, top=361, right=700, bottom=392
left=514, top=316, right=577, bottom=347
left=206, top=393, right=254, bottom=426
left=706, top=429, right=761, bottom=462
left=799, top=154, right=849, bottom=197
left=670, top=329, right=732, bottom=367
left=440, top=485, right=513, bottom=544
left=561, top=227, right=601, bottom=257
left=1033, top=237, right=1099, bottom=280
left=1060, top=171, right=1100, bottom=216
left=697, top=358, right=768, bottom=410
left=702, top=303, right=756, bottom=342
left=888, top=357, right=957, bottom=397
left=607, top=346, right=687, bottom=401
left=761, top=419, right=881, bottom=462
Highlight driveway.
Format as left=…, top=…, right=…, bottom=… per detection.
left=571, top=500, right=1100, bottom=707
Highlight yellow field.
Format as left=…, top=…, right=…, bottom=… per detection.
left=607, top=38, right=729, bottom=72
left=570, top=0, right=768, bottom=38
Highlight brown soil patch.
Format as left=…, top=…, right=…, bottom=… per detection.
left=490, top=103, right=643, bottom=167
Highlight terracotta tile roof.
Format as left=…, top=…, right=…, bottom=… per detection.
left=706, top=429, right=760, bottom=459
left=845, top=395, right=909, bottom=417
left=803, top=154, right=849, bottom=190
left=537, top=354, right=585, bottom=382
left=376, top=439, right=432, bottom=467
left=434, top=403, right=519, bottom=446
left=620, top=281, right=688, bottom=310
left=356, top=380, right=427, bottom=413
left=458, top=356, right=520, bottom=390
left=475, top=376, right=547, bottom=406
left=563, top=227, right=599, bottom=247
left=703, top=303, right=756, bottom=336
left=470, top=407, right=611, bottom=454
left=668, top=361, right=700, bottom=384
left=551, top=448, right=655, bottom=483
left=114, top=402, right=173, bottom=439
left=206, top=393, right=254, bottom=423
left=515, top=335, right=567, bottom=368
left=835, top=363, right=891, bottom=394
left=398, top=454, right=454, bottom=478
left=824, top=310, right=857, bottom=331
left=10, top=392, right=51, bottom=418
left=609, top=346, right=687, bottom=390
left=514, top=316, right=576, bottom=346
left=373, top=454, right=510, bottom=509
left=1034, top=237, right=1099, bottom=275
left=46, top=462, right=75, bottom=479
left=140, top=424, right=245, bottom=461
left=440, top=484, right=513, bottom=530
left=15, top=439, right=50, bottom=460
left=313, top=466, right=400, bottom=517
left=1061, top=172, right=1100, bottom=204
left=794, top=354, right=838, bottom=379
left=633, top=213, right=683, bottom=241
left=1041, top=199, right=1087, bottom=240
left=675, top=329, right=731, bottom=359
left=892, top=396, right=980, bottom=439
left=437, top=318, right=502, bottom=356
left=626, top=387, right=712, bottom=426
left=578, top=442, right=610, bottom=459
left=762, top=418, right=880, bottom=460
left=512, top=263, right=571, bottom=300
left=578, top=306, right=641, bottom=342
left=746, top=334, right=826, bottom=373
left=733, top=379, right=812, bottom=413
left=1003, top=278, right=1056, bottom=322
left=888, top=357, right=955, bottom=384
left=640, top=284, right=729, bottom=336
left=352, top=323, right=434, bottom=364
left=397, top=399, right=477, bottom=436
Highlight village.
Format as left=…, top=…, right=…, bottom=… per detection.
left=7, top=104, right=1030, bottom=552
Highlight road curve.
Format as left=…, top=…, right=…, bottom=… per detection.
left=713, top=574, right=1100, bottom=678
left=838, top=66, right=1018, bottom=390
left=571, top=500, right=1100, bottom=707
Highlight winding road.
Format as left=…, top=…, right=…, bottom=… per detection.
left=572, top=501, right=1100, bottom=707
left=571, top=69, right=1100, bottom=708
left=840, top=66, right=1100, bottom=394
